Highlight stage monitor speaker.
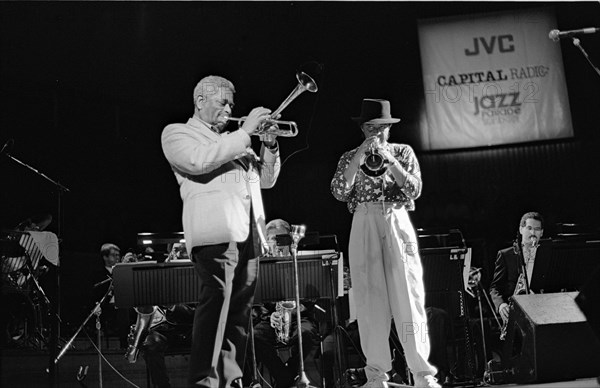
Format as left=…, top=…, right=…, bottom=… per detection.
left=506, top=292, right=600, bottom=384
left=576, top=266, right=600, bottom=341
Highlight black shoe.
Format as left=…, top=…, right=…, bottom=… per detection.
left=345, top=368, right=367, bottom=387
left=231, top=378, right=244, bottom=388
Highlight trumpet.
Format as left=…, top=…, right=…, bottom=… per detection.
left=361, top=139, right=390, bottom=177
left=225, top=116, right=299, bottom=137
left=226, top=71, right=318, bottom=138
left=364, top=147, right=386, bottom=172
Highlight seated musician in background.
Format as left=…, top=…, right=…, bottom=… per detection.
left=14, top=213, right=53, bottom=232
left=489, top=211, right=544, bottom=328
left=89, top=243, right=131, bottom=348
left=138, top=304, right=195, bottom=388
left=1, top=213, right=57, bottom=348
left=488, top=211, right=545, bottom=373
left=126, top=243, right=195, bottom=388
left=2, top=213, right=55, bottom=286
left=0, top=214, right=53, bottom=348
left=243, top=219, right=318, bottom=387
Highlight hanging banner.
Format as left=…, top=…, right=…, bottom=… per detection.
left=418, top=8, right=573, bottom=150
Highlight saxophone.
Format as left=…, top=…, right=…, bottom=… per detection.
left=124, top=306, right=156, bottom=363
left=271, top=300, right=296, bottom=344
left=500, top=271, right=529, bottom=339
left=500, top=238, right=537, bottom=340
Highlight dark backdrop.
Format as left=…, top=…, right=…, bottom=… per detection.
left=1, top=1, right=599, bottom=326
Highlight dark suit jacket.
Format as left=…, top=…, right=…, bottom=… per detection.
left=489, top=247, right=523, bottom=313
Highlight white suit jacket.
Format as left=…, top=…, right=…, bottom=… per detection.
left=161, top=117, right=280, bottom=254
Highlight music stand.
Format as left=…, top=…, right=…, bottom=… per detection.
left=529, top=239, right=600, bottom=293
left=418, top=228, right=478, bottom=384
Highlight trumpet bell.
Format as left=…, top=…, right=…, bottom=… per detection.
left=297, top=72, right=318, bottom=93
left=364, top=150, right=385, bottom=171
left=270, top=71, right=318, bottom=119
left=361, top=149, right=388, bottom=177
left=225, top=71, right=318, bottom=138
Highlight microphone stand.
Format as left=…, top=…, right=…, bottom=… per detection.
left=290, top=225, right=316, bottom=388
left=322, top=235, right=345, bottom=388
left=55, top=279, right=113, bottom=388
left=3, top=148, right=70, bottom=387
left=516, top=240, right=531, bottom=296
left=570, top=37, right=600, bottom=78
left=248, top=316, right=262, bottom=388
left=468, top=268, right=500, bottom=385
left=24, top=258, right=57, bottom=349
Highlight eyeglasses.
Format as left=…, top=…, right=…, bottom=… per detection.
left=524, top=226, right=543, bottom=232
left=363, top=124, right=390, bottom=131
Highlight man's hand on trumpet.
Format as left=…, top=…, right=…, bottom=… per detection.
left=259, top=132, right=278, bottom=148
left=240, top=107, right=272, bottom=136
left=354, top=135, right=378, bottom=160
left=258, top=111, right=281, bottom=148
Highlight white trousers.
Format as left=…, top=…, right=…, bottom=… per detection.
left=349, top=202, right=437, bottom=379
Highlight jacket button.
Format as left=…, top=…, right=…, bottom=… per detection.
left=245, top=195, right=251, bottom=200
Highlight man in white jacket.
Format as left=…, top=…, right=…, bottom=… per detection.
left=161, top=75, right=281, bottom=388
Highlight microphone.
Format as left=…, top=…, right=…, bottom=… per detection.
left=549, top=27, right=599, bottom=42
left=0, top=139, right=14, bottom=156
left=530, top=235, right=538, bottom=248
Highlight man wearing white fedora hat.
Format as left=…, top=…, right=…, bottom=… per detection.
left=331, top=99, right=440, bottom=388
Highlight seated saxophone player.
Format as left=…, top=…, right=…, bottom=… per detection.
left=488, top=211, right=545, bottom=373
left=125, top=243, right=195, bottom=388
left=243, top=219, right=318, bottom=388
left=489, top=212, right=545, bottom=329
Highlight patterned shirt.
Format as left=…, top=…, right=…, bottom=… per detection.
left=331, top=143, right=422, bottom=213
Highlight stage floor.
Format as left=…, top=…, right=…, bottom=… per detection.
left=1, top=343, right=599, bottom=388
left=461, top=378, right=599, bottom=388
left=389, top=378, right=600, bottom=388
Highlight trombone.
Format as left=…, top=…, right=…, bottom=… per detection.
left=226, top=71, right=318, bottom=137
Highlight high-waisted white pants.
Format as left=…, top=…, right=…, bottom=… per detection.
left=349, top=202, right=437, bottom=380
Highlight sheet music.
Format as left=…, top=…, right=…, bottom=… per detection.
left=18, top=231, right=60, bottom=267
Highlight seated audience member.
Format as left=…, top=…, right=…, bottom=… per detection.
left=243, top=219, right=319, bottom=387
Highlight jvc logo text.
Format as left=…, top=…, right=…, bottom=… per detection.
left=465, top=35, right=514, bottom=56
